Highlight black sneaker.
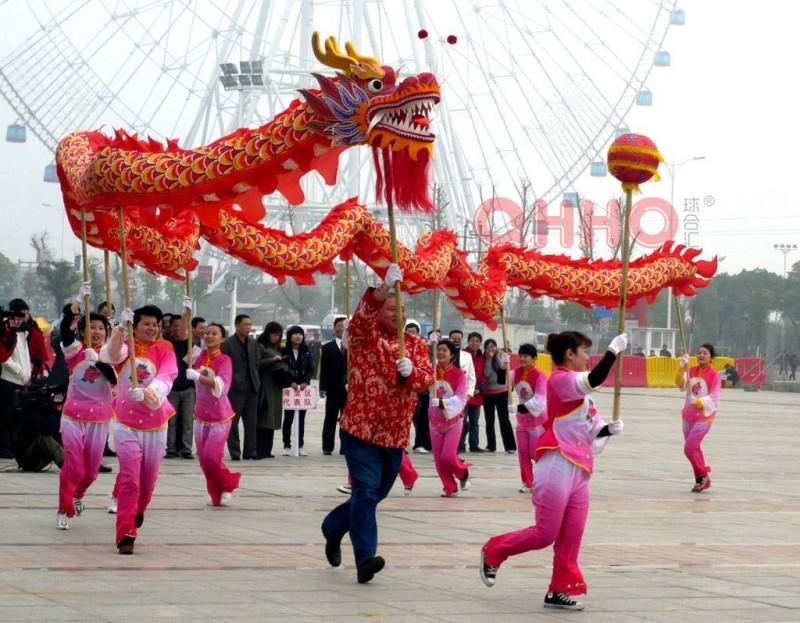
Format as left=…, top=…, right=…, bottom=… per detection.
left=164, top=450, right=178, bottom=459
left=117, top=536, right=135, bottom=555
left=544, top=592, right=584, bottom=611
left=135, top=513, right=144, bottom=528
left=479, top=550, right=497, bottom=587
left=356, top=555, right=385, bottom=584
left=322, top=528, right=341, bottom=568
left=98, top=464, right=113, bottom=473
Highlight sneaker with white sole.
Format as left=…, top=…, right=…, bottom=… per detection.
left=282, top=447, right=291, bottom=456
left=404, top=485, right=413, bottom=496
left=413, top=447, right=429, bottom=454
left=479, top=550, right=496, bottom=587
left=298, top=447, right=308, bottom=457
left=220, top=492, right=233, bottom=506
left=544, top=592, right=584, bottom=611
left=56, top=512, right=70, bottom=530
left=459, top=469, right=471, bottom=491
left=73, top=498, right=85, bottom=517
left=336, top=484, right=351, bottom=495
left=107, top=496, right=118, bottom=514
left=518, top=484, right=531, bottom=494
left=441, top=490, right=459, bottom=498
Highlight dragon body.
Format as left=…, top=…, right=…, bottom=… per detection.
left=54, top=33, right=716, bottom=325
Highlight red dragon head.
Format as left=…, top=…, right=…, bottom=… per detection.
left=300, top=32, right=440, bottom=212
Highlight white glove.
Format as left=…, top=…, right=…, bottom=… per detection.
left=185, top=368, right=201, bottom=381
left=182, top=295, right=192, bottom=311
left=79, top=281, right=91, bottom=299
left=397, top=357, right=413, bottom=378
left=84, top=348, right=99, bottom=363
left=427, top=331, right=441, bottom=346
left=121, top=308, right=134, bottom=325
left=608, top=333, right=628, bottom=355
left=383, top=263, right=403, bottom=289
left=499, top=351, right=510, bottom=367
left=130, top=387, right=145, bottom=402
left=607, top=419, right=624, bottom=435
left=679, top=354, right=690, bottom=369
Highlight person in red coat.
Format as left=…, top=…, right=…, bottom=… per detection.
left=321, top=264, right=433, bottom=584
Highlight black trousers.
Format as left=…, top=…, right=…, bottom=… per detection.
left=227, top=388, right=258, bottom=459
left=412, top=392, right=431, bottom=450
left=322, top=390, right=347, bottom=453
left=483, top=392, right=516, bottom=452
left=256, top=428, right=274, bottom=458
left=0, top=378, right=22, bottom=458
left=283, top=410, right=306, bottom=448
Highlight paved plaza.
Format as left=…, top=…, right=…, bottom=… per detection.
left=1, top=387, right=799, bottom=622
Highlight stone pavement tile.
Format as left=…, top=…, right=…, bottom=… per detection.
left=0, top=605, right=94, bottom=622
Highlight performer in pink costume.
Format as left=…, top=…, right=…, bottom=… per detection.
left=186, top=322, right=241, bottom=507
left=513, top=343, right=547, bottom=494
left=103, top=305, right=177, bottom=554
left=480, top=331, right=627, bottom=612
left=676, top=343, right=721, bottom=492
left=428, top=339, right=470, bottom=497
left=56, top=304, right=116, bottom=530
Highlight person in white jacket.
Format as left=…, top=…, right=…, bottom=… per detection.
left=447, top=330, right=476, bottom=453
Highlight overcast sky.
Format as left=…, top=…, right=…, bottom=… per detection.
left=0, top=0, right=797, bottom=276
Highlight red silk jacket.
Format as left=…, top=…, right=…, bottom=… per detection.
left=338, top=288, right=434, bottom=448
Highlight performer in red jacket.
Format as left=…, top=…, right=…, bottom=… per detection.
left=321, top=264, right=433, bottom=584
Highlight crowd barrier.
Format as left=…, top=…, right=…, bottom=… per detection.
left=488, top=352, right=764, bottom=388
left=735, top=357, right=766, bottom=386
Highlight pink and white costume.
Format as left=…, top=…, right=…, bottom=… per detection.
left=58, top=342, right=115, bottom=517
left=104, top=339, right=177, bottom=545
left=483, top=366, right=611, bottom=596
left=678, top=364, right=721, bottom=480
left=428, top=363, right=469, bottom=496
left=192, top=349, right=241, bottom=506
left=513, top=365, right=547, bottom=490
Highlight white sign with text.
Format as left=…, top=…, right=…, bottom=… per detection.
left=282, top=385, right=318, bottom=411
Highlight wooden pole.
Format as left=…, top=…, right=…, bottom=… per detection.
left=79, top=208, right=92, bottom=348
left=611, top=189, right=633, bottom=422
left=103, top=250, right=112, bottom=319
left=674, top=290, right=687, bottom=355
left=500, top=306, right=512, bottom=401
left=185, top=270, right=192, bottom=350
left=117, top=207, right=138, bottom=387
left=386, top=205, right=405, bottom=358
left=344, top=260, right=351, bottom=317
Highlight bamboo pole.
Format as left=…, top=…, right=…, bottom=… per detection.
left=500, top=307, right=512, bottom=401
left=674, top=290, right=687, bottom=355
left=103, top=250, right=112, bottom=319
left=386, top=205, right=405, bottom=358
left=117, top=207, right=138, bottom=387
left=185, top=270, right=192, bottom=350
left=79, top=208, right=92, bottom=347
left=344, top=260, right=351, bottom=369
left=611, top=189, right=633, bottom=422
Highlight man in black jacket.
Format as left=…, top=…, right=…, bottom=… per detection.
left=319, top=316, right=348, bottom=455
left=221, top=314, right=261, bottom=460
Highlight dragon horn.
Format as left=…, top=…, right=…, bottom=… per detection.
left=312, top=31, right=357, bottom=75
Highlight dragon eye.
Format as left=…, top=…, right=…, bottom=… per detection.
left=367, top=79, right=383, bottom=93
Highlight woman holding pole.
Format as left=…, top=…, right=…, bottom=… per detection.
left=480, top=330, right=626, bottom=611
left=676, top=344, right=720, bottom=492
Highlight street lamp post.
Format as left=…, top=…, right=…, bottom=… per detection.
left=773, top=243, right=797, bottom=357
left=41, top=202, right=65, bottom=260
left=665, top=156, right=706, bottom=348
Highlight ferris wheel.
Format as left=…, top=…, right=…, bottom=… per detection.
left=1, top=0, right=683, bottom=248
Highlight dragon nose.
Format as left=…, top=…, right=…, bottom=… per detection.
left=398, top=75, right=419, bottom=89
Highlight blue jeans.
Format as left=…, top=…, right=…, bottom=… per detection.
left=321, top=430, right=402, bottom=566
